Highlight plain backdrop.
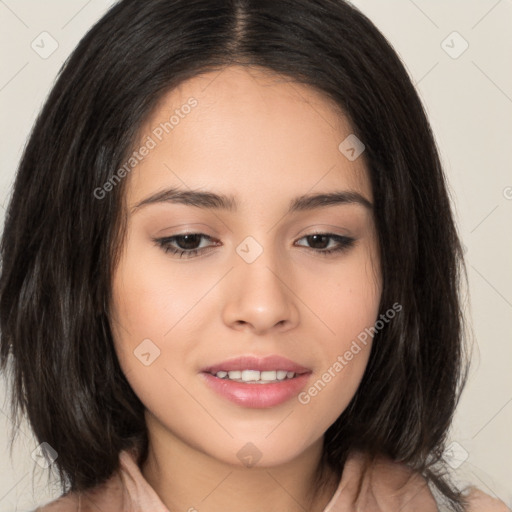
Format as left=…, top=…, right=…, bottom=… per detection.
left=0, top=1, right=511, bottom=510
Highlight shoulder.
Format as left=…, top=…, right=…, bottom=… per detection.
left=35, top=492, right=79, bottom=512
left=35, top=470, right=126, bottom=512
left=348, top=452, right=510, bottom=512
left=338, top=451, right=438, bottom=511
left=369, top=453, right=439, bottom=511
left=465, top=486, right=510, bottom=512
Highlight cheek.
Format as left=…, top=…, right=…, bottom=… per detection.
left=109, top=236, right=211, bottom=413
left=296, top=313, right=376, bottom=440
left=297, top=252, right=381, bottom=426
left=294, top=350, right=371, bottom=448
left=109, top=259, right=192, bottom=427
left=110, top=235, right=201, bottom=342
left=309, top=245, right=382, bottom=345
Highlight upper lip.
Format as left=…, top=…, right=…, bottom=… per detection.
left=201, top=355, right=311, bottom=375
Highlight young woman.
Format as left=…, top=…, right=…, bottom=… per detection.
left=0, top=1, right=508, bottom=511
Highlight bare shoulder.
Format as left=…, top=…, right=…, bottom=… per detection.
left=465, top=486, right=510, bottom=512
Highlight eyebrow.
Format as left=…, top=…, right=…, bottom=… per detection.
left=131, top=187, right=373, bottom=215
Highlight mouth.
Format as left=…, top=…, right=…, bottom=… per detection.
left=200, top=355, right=312, bottom=408
left=206, top=369, right=301, bottom=383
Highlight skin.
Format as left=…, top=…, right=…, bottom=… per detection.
left=110, top=65, right=382, bottom=512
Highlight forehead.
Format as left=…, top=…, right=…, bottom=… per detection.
left=127, top=65, right=371, bottom=209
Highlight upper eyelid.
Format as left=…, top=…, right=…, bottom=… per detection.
left=158, top=231, right=348, bottom=241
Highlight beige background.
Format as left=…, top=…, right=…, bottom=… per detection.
left=1, top=0, right=511, bottom=510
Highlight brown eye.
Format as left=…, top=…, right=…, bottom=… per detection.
left=172, top=234, right=203, bottom=250
left=153, top=233, right=218, bottom=258
left=295, top=233, right=355, bottom=256
left=153, top=232, right=355, bottom=259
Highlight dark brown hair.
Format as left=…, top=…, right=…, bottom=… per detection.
left=0, top=0, right=469, bottom=509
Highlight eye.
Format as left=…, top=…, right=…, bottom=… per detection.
left=153, top=232, right=356, bottom=259
left=153, top=233, right=219, bottom=259
left=294, top=233, right=355, bottom=256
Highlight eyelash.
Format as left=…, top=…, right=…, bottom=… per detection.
left=153, top=232, right=356, bottom=259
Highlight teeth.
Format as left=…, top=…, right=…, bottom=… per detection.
left=260, top=370, right=276, bottom=381
left=214, top=369, right=296, bottom=383
left=242, top=370, right=260, bottom=382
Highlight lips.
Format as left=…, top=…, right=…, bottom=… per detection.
left=199, top=355, right=312, bottom=408
left=201, top=355, right=311, bottom=375
left=201, top=372, right=311, bottom=408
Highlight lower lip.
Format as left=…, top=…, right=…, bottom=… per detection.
left=200, top=372, right=311, bottom=408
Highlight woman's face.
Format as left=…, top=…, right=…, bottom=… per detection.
left=111, top=65, right=381, bottom=468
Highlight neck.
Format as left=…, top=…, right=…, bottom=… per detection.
left=140, top=414, right=340, bottom=512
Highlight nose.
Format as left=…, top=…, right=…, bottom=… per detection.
left=221, top=252, right=300, bottom=335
